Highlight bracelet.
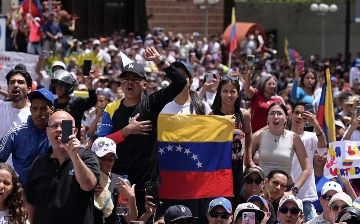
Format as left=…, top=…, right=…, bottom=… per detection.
left=316, top=131, right=323, bottom=137
left=157, top=57, right=166, bottom=68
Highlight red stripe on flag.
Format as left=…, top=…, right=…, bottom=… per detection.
left=317, top=105, right=325, bottom=130
left=159, top=169, right=233, bottom=200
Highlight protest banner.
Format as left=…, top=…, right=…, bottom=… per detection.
left=0, top=52, right=39, bottom=90
left=325, top=140, right=360, bottom=179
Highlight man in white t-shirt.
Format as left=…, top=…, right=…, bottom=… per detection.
left=0, top=69, right=33, bottom=167
left=290, top=101, right=327, bottom=222
left=349, top=59, right=360, bottom=88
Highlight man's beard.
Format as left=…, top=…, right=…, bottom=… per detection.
left=10, top=94, right=26, bottom=103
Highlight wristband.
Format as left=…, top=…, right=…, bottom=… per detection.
left=157, top=57, right=166, bottom=68
left=316, top=131, right=323, bottom=137
left=107, top=130, right=126, bottom=144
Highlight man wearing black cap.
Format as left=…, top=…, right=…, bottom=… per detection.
left=165, top=205, right=196, bottom=224
left=0, top=88, right=54, bottom=186
left=98, top=47, right=187, bottom=216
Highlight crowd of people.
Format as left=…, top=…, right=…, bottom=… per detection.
left=2, top=1, right=360, bottom=224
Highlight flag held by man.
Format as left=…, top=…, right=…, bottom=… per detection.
left=158, top=114, right=234, bottom=199
left=229, top=7, right=237, bottom=54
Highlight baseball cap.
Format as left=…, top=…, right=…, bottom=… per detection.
left=91, top=137, right=117, bottom=157
left=14, top=63, right=26, bottom=71
left=234, top=203, right=265, bottom=222
left=165, top=205, right=196, bottom=224
left=244, top=167, right=265, bottom=179
left=172, top=61, right=194, bottom=79
left=344, top=96, right=358, bottom=104
left=279, top=195, right=303, bottom=212
left=34, top=17, right=41, bottom=22
left=120, top=63, right=146, bottom=79
left=93, top=39, right=100, bottom=45
left=331, top=76, right=338, bottom=83
left=28, top=88, right=54, bottom=106
left=328, top=192, right=353, bottom=207
left=247, top=195, right=269, bottom=212
left=335, top=120, right=345, bottom=129
left=321, top=181, right=343, bottom=196
left=208, top=197, right=232, bottom=213
left=161, top=80, right=170, bottom=88
left=355, top=58, right=360, bottom=67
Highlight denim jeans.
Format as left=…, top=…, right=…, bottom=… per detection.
left=27, top=42, right=42, bottom=55
left=303, top=200, right=316, bottom=222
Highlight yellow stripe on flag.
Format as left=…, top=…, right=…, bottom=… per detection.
left=324, top=67, right=336, bottom=142
left=73, top=91, right=89, bottom=98
left=158, top=114, right=234, bottom=143
left=231, top=7, right=236, bottom=24
left=284, top=38, right=290, bottom=61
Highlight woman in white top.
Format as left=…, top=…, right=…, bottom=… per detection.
left=161, top=61, right=211, bottom=115
left=252, top=102, right=311, bottom=194
left=0, top=163, right=28, bottom=223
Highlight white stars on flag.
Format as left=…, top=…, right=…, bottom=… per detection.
left=159, top=144, right=202, bottom=169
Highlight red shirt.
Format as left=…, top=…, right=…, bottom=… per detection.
left=250, top=88, right=285, bottom=132
left=28, top=19, right=42, bottom=43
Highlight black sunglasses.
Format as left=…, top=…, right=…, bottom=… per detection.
left=244, top=177, right=263, bottom=185
left=330, top=204, right=349, bottom=212
left=321, top=194, right=333, bottom=201
left=279, top=207, right=301, bottom=215
left=172, top=218, right=195, bottom=224
left=209, top=211, right=231, bottom=219
left=220, top=76, right=239, bottom=81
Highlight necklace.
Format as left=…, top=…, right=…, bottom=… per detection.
left=175, top=102, right=190, bottom=113
left=269, top=130, right=285, bottom=142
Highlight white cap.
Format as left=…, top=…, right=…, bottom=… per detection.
left=34, top=17, right=41, bottom=22
left=233, top=203, right=264, bottom=222
left=51, top=61, right=66, bottom=70
left=91, top=137, right=116, bottom=157
left=328, top=192, right=352, bottom=207
left=144, top=67, right=152, bottom=73
left=108, top=45, right=118, bottom=51
left=335, top=120, right=345, bottom=129
left=161, top=80, right=170, bottom=88
left=321, top=181, right=343, bottom=196
left=279, top=195, right=303, bottom=212
left=93, top=39, right=100, bottom=45
left=77, top=84, right=87, bottom=91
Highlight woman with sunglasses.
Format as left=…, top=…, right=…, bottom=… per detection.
left=210, top=75, right=253, bottom=210
left=291, top=66, right=319, bottom=105
left=253, top=102, right=311, bottom=195
left=244, top=70, right=284, bottom=132
left=328, top=192, right=353, bottom=224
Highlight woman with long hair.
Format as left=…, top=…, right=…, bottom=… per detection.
left=58, top=10, right=75, bottom=57
left=161, top=61, right=211, bottom=115
left=291, top=67, right=318, bottom=104
left=244, top=70, right=285, bottom=132
left=0, top=163, right=28, bottom=223
left=210, top=75, right=253, bottom=209
left=13, top=19, right=28, bottom=53
left=252, top=102, right=311, bottom=194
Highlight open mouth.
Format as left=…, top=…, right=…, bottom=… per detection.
left=55, top=135, right=62, bottom=141
left=284, top=219, right=292, bottom=223
left=12, top=89, right=20, bottom=96
left=127, top=86, right=133, bottom=93
left=273, top=121, right=279, bottom=125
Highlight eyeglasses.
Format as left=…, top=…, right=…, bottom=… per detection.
left=209, top=211, right=231, bottom=219
left=244, top=177, right=263, bottom=185
left=47, top=124, right=75, bottom=130
left=330, top=204, right=349, bottom=212
left=121, top=78, right=142, bottom=85
left=221, top=76, right=239, bottom=81
left=321, top=194, right=333, bottom=201
left=171, top=218, right=196, bottom=224
left=266, top=82, right=277, bottom=87
left=279, top=207, right=301, bottom=215
left=268, top=111, right=285, bottom=117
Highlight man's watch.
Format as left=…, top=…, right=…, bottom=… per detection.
left=291, top=186, right=299, bottom=195
left=157, top=57, right=166, bottom=68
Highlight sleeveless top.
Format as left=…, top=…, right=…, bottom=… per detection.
left=258, top=129, right=294, bottom=180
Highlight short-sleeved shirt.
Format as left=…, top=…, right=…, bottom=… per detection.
left=250, top=88, right=284, bottom=132
left=25, top=147, right=100, bottom=224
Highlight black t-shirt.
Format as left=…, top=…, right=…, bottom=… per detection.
left=265, top=41, right=276, bottom=59
left=59, top=23, right=73, bottom=36
left=26, top=147, right=100, bottom=224
left=54, top=91, right=97, bottom=139
left=107, top=64, right=187, bottom=190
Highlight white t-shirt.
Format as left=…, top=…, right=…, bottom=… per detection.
left=342, top=125, right=360, bottom=141
left=0, top=101, right=31, bottom=169
left=205, top=91, right=216, bottom=107
left=83, top=107, right=96, bottom=128
left=291, top=131, right=318, bottom=202
left=349, top=66, right=360, bottom=88
left=161, top=100, right=211, bottom=115
left=0, top=209, right=30, bottom=223
left=306, top=213, right=330, bottom=224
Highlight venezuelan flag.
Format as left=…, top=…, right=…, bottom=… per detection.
left=316, top=64, right=336, bottom=143
left=229, top=7, right=237, bottom=53
left=158, top=114, right=234, bottom=199
left=284, top=38, right=300, bottom=61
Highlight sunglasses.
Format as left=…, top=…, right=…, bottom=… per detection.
left=279, top=207, right=301, bottom=215
left=121, top=79, right=142, bottom=85
left=330, top=204, right=349, bottom=212
left=321, top=194, right=333, bottom=201
left=171, top=218, right=196, bottom=224
left=221, top=76, right=239, bottom=81
left=209, top=211, right=231, bottom=219
left=244, top=177, right=263, bottom=185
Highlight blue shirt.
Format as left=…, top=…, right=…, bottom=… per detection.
left=312, top=175, right=344, bottom=213
left=290, top=80, right=315, bottom=104
left=43, top=21, right=62, bottom=40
